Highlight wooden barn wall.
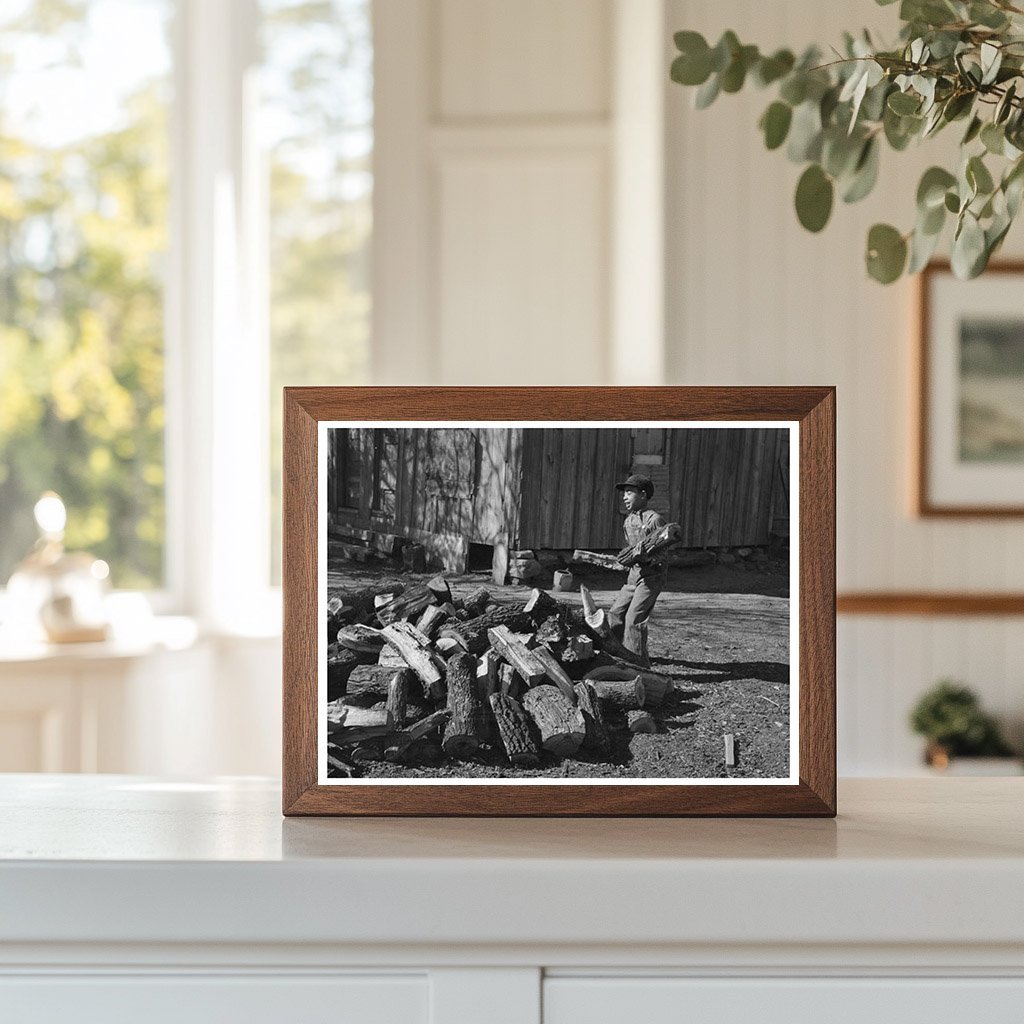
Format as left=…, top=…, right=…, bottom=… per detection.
left=517, top=427, right=787, bottom=550
left=330, top=427, right=511, bottom=546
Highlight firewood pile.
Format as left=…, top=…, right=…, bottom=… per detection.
left=326, top=576, right=676, bottom=777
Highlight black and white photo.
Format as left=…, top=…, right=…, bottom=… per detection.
left=318, top=422, right=797, bottom=784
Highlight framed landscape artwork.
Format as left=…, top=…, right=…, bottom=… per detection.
left=282, top=387, right=836, bottom=817
left=918, top=261, right=1024, bottom=516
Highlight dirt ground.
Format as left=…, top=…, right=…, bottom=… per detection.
left=327, top=557, right=792, bottom=781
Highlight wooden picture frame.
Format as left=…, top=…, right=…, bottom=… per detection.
left=916, top=260, right=1024, bottom=517
left=283, top=387, right=836, bottom=817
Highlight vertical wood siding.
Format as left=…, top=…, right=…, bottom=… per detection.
left=518, top=427, right=786, bottom=550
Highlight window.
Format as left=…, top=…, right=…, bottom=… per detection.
left=0, top=0, right=173, bottom=589
left=260, top=0, right=372, bottom=581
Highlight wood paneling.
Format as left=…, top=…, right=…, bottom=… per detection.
left=517, top=427, right=785, bottom=549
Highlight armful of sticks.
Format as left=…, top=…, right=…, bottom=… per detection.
left=572, top=522, right=683, bottom=571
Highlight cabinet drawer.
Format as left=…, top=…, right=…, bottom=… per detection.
left=0, top=973, right=427, bottom=1024
left=544, top=977, right=1024, bottom=1024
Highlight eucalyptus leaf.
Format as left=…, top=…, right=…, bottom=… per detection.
left=754, top=49, right=795, bottom=87
left=962, top=115, right=983, bottom=145
left=908, top=221, right=943, bottom=273
left=694, top=73, right=721, bottom=109
left=795, top=164, right=834, bottom=232
left=866, top=223, right=908, bottom=283
left=842, top=137, right=880, bottom=203
left=981, top=122, right=1005, bottom=155
left=967, top=154, right=995, bottom=195
left=888, top=90, right=921, bottom=115
left=952, top=212, right=987, bottom=278
left=787, top=100, right=823, bottom=162
left=917, top=166, right=957, bottom=210
left=760, top=101, right=793, bottom=150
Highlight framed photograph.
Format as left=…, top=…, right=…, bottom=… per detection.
left=917, top=261, right=1024, bottom=516
left=282, top=387, right=835, bottom=816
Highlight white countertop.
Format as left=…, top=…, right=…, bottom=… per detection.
left=1, top=776, right=1022, bottom=951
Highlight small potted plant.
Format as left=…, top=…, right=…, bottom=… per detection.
left=910, top=680, right=1019, bottom=773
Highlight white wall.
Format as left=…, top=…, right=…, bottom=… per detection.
left=665, top=0, right=1024, bottom=772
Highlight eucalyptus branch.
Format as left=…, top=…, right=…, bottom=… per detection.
left=670, top=0, right=1024, bottom=283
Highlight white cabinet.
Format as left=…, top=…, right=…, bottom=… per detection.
left=1, top=974, right=428, bottom=1024
left=0, top=777, right=1021, bottom=1024
left=544, top=977, right=1024, bottom=1024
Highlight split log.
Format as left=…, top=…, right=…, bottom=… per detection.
left=487, top=625, right=547, bottom=687
left=638, top=671, right=674, bottom=708
left=435, top=636, right=462, bottom=657
left=328, top=582, right=406, bottom=625
left=327, top=643, right=363, bottom=699
left=439, top=606, right=533, bottom=655
left=415, top=603, right=450, bottom=640
left=509, top=557, right=543, bottom=581
left=535, top=614, right=567, bottom=645
left=552, top=569, right=574, bottom=592
left=442, top=652, right=487, bottom=759
left=346, top=664, right=423, bottom=701
left=460, top=586, right=492, bottom=618
left=572, top=549, right=624, bottom=571
left=573, top=681, right=611, bottom=756
left=523, top=587, right=559, bottom=621
left=477, top=650, right=501, bottom=699
left=382, top=622, right=445, bottom=700
left=377, top=582, right=439, bottom=625
left=385, top=671, right=410, bottom=727
left=489, top=693, right=541, bottom=767
left=427, top=574, right=452, bottom=604
left=564, top=635, right=595, bottom=662
left=522, top=685, right=586, bottom=757
left=337, top=623, right=386, bottom=654
left=627, top=710, right=657, bottom=734
left=499, top=663, right=521, bottom=700
left=378, top=645, right=406, bottom=667
left=533, top=645, right=578, bottom=702
left=589, top=676, right=646, bottom=710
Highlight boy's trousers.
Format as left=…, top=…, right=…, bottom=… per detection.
left=607, top=577, right=662, bottom=663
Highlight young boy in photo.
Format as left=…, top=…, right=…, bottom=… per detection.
left=607, top=474, right=667, bottom=666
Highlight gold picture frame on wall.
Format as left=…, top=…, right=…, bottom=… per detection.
left=282, top=386, right=836, bottom=817
left=917, top=260, right=1024, bottom=517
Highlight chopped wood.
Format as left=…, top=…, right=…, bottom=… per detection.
left=574, top=681, right=611, bottom=756
left=535, top=614, right=566, bottom=645
left=378, top=645, right=406, bottom=667
left=589, top=676, right=646, bottom=710
left=402, top=544, right=427, bottom=572
left=375, top=592, right=399, bottom=610
left=435, top=636, right=462, bottom=656
left=385, top=671, right=410, bottom=727
left=382, top=622, right=445, bottom=700
left=564, top=635, right=595, bottom=662
left=487, top=625, right=547, bottom=686
left=638, top=671, right=674, bottom=708
left=460, top=586, right=492, bottom=618
left=523, top=588, right=559, bottom=620
left=329, top=583, right=406, bottom=624
left=326, top=749, right=361, bottom=778
left=579, top=584, right=601, bottom=622
left=533, top=645, right=578, bottom=702
left=510, top=549, right=535, bottom=559
left=377, top=583, right=438, bottom=625
left=499, top=663, right=520, bottom=700
left=522, top=685, right=586, bottom=757
left=617, top=521, right=683, bottom=565
left=508, top=557, right=543, bottom=580
left=572, top=549, right=623, bottom=570
left=415, top=603, right=450, bottom=640
left=439, top=605, right=533, bottom=655
left=346, top=664, right=423, bottom=701
left=724, top=733, right=736, bottom=767
left=427, top=574, right=452, bottom=604
left=327, top=643, right=363, bottom=699
left=337, top=623, right=386, bottom=654
left=442, top=652, right=488, bottom=759
left=489, top=693, right=541, bottom=767
left=552, top=569, right=574, bottom=592
left=477, top=650, right=501, bottom=699
left=626, top=710, right=657, bottom=734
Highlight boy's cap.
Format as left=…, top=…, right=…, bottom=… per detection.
left=615, top=473, right=654, bottom=498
